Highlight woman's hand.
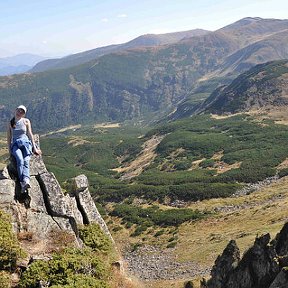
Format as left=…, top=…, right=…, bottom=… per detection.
left=33, top=147, right=42, bottom=156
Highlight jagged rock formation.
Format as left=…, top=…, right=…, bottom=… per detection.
left=201, top=222, right=288, bottom=288
left=0, top=135, right=112, bottom=260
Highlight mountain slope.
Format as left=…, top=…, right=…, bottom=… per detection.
left=31, top=17, right=288, bottom=74
left=0, top=31, right=237, bottom=131
left=218, top=17, right=288, bottom=46
left=199, top=60, right=288, bottom=114
left=214, top=29, right=288, bottom=76
left=0, top=18, right=288, bottom=131
left=30, top=29, right=210, bottom=73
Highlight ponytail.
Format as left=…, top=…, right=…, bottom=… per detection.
left=10, top=117, right=16, bottom=128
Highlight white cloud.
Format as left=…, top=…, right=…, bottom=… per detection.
left=101, top=18, right=109, bottom=22
left=42, top=40, right=48, bottom=44
left=117, top=14, right=127, bottom=18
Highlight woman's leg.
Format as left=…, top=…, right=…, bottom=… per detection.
left=12, top=146, right=25, bottom=182
left=22, top=155, right=31, bottom=185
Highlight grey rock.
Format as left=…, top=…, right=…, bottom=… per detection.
left=26, top=210, right=60, bottom=238
left=205, top=233, right=282, bottom=288
left=30, top=154, right=47, bottom=176
left=124, top=245, right=209, bottom=280
left=275, top=222, right=288, bottom=257
left=206, top=240, right=240, bottom=288
left=67, top=195, right=84, bottom=225
left=0, top=178, right=15, bottom=205
left=72, top=175, right=113, bottom=240
left=224, top=234, right=279, bottom=288
left=28, top=177, right=47, bottom=213
left=268, top=269, right=288, bottom=288
left=0, top=134, right=113, bottom=254
left=0, top=166, right=10, bottom=179
left=37, top=172, right=72, bottom=217
left=29, top=134, right=48, bottom=176
left=73, top=174, right=88, bottom=192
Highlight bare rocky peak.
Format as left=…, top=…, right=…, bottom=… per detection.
left=201, top=222, right=288, bottom=288
left=0, top=135, right=112, bottom=261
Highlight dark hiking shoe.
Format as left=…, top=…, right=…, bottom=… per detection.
left=23, top=195, right=31, bottom=209
left=21, top=181, right=31, bottom=193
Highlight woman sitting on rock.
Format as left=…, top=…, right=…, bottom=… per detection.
left=7, top=105, right=42, bottom=192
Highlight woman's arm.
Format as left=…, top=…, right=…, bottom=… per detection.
left=26, top=118, right=42, bottom=155
left=7, top=123, right=12, bottom=154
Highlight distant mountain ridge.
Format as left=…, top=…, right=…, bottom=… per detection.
left=0, top=53, right=47, bottom=76
left=0, top=17, right=288, bottom=131
left=30, top=29, right=210, bottom=72
left=0, top=65, right=31, bottom=76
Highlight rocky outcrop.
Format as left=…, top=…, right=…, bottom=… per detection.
left=205, top=240, right=240, bottom=288
left=269, top=268, right=288, bottom=288
left=70, top=174, right=111, bottom=237
left=0, top=135, right=112, bottom=259
left=201, top=222, right=288, bottom=288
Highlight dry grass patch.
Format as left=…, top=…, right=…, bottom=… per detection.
left=46, top=229, right=77, bottom=253
left=94, top=122, right=120, bottom=128
left=113, top=135, right=165, bottom=180
left=144, top=279, right=188, bottom=288
left=189, top=151, right=242, bottom=174
left=210, top=108, right=288, bottom=126
left=111, top=268, right=144, bottom=288
left=189, top=158, right=205, bottom=170
left=176, top=177, right=288, bottom=265
left=17, top=231, right=34, bottom=241
left=213, top=161, right=242, bottom=174
left=246, top=107, right=288, bottom=126
left=211, top=151, right=224, bottom=161
left=277, top=158, right=288, bottom=170
left=210, top=113, right=243, bottom=120
left=41, top=124, right=82, bottom=136
left=67, top=136, right=92, bottom=146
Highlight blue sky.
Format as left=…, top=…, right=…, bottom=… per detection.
left=0, top=0, right=287, bottom=57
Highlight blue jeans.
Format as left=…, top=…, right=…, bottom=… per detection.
left=12, top=145, right=31, bottom=183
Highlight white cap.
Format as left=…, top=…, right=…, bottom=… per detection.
left=17, top=105, right=27, bottom=114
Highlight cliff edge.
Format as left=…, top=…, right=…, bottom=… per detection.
left=0, top=135, right=112, bottom=262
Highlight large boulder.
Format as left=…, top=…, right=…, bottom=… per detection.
left=71, top=174, right=113, bottom=240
